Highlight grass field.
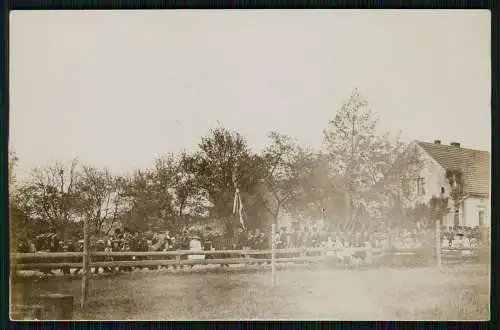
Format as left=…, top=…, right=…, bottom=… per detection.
left=11, top=263, right=490, bottom=320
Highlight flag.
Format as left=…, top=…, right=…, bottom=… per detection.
left=233, top=188, right=246, bottom=231
left=233, top=188, right=239, bottom=214
left=238, top=194, right=246, bottom=231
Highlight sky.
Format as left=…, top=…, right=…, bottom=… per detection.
left=9, top=10, right=491, bottom=180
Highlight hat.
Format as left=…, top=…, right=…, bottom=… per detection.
left=78, top=240, right=84, bottom=244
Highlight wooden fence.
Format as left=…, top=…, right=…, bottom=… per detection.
left=10, top=245, right=484, bottom=272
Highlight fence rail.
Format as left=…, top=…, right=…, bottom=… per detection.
left=10, top=246, right=480, bottom=260
left=11, top=246, right=386, bottom=260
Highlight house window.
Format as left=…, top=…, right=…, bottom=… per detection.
left=478, top=209, right=485, bottom=227
left=417, top=178, right=426, bottom=196
left=441, top=187, right=445, bottom=194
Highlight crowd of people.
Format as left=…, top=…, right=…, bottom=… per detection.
left=14, top=222, right=489, bottom=275
left=441, top=226, right=487, bottom=249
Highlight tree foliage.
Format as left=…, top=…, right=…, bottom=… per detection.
left=258, top=132, right=304, bottom=224
left=322, top=88, right=380, bottom=227
left=120, top=168, right=174, bottom=232
left=75, top=165, right=126, bottom=236
left=15, top=159, right=80, bottom=239
left=286, top=152, right=346, bottom=228
left=323, top=89, right=424, bottom=232
left=11, top=90, right=433, bottom=240
left=193, top=127, right=262, bottom=233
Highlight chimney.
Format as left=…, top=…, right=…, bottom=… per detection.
left=434, top=140, right=441, bottom=145
left=451, top=142, right=461, bottom=148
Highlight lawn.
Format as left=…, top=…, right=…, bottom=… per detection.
left=11, top=263, right=490, bottom=320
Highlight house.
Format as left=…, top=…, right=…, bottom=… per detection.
left=410, top=140, right=490, bottom=229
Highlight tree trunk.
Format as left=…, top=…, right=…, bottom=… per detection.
left=274, top=205, right=280, bottom=228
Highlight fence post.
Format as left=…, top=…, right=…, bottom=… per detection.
left=271, top=224, right=276, bottom=286
left=176, top=251, right=181, bottom=269
left=80, top=217, right=90, bottom=308
left=436, top=220, right=442, bottom=268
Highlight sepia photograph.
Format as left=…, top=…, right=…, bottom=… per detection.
left=8, top=9, right=490, bottom=321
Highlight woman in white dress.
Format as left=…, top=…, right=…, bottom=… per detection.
left=188, top=236, right=205, bottom=265
left=442, top=235, right=450, bottom=248
left=334, top=237, right=345, bottom=264
left=325, top=237, right=335, bottom=257
left=461, top=234, right=472, bottom=256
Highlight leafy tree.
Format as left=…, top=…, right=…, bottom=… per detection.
left=429, top=194, right=450, bottom=227
left=323, top=88, right=380, bottom=229
left=120, top=168, right=175, bottom=232
left=258, top=132, right=304, bottom=225
left=323, top=89, right=425, bottom=233
left=194, top=127, right=261, bottom=234
left=446, top=169, right=465, bottom=228
left=286, top=152, right=346, bottom=229
left=363, top=136, right=424, bottom=230
left=154, top=152, right=207, bottom=224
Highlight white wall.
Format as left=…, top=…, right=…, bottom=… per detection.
left=463, top=197, right=490, bottom=227
left=411, top=143, right=469, bottom=228
left=411, top=143, right=453, bottom=204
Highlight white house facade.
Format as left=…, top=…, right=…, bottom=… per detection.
left=410, top=140, right=490, bottom=229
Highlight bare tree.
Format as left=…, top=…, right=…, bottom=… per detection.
left=16, top=159, right=80, bottom=239
left=154, top=152, right=207, bottom=227
left=8, top=151, right=18, bottom=192
left=75, top=165, right=127, bottom=236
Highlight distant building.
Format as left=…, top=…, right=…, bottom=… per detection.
left=410, top=140, right=490, bottom=228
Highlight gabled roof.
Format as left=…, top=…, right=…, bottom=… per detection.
left=416, top=141, right=490, bottom=198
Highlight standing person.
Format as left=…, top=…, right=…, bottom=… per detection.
left=61, top=240, right=74, bottom=275
left=170, top=236, right=182, bottom=270
left=28, top=239, right=37, bottom=253
left=442, top=234, right=450, bottom=248
left=121, top=240, right=133, bottom=272
left=335, top=235, right=345, bottom=264
left=180, top=234, right=191, bottom=269
left=461, top=233, right=472, bottom=256
left=166, top=235, right=176, bottom=270
left=103, top=241, right=114, bottom=273
left=188, top=235, right=204, bottom=269
left=325, top=236, right=335, bottom=257
left=93, top=240, right=105, bottom=274
left=139, top=233, right=151, bottom=271
left=17, top=239, right=29, bottom=253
